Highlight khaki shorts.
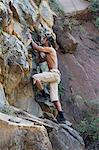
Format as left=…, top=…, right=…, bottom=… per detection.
left=33, top=69, right=61, bottom=102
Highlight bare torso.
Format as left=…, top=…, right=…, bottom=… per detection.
left=31, top=41, right=58, bottom=70
left=46, top=48, right=58, bottom=70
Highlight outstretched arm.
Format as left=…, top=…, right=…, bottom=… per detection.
left=31, top=40, right=52, bottom=53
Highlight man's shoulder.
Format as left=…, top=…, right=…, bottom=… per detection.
left=50, top=47, right=56, bottom=53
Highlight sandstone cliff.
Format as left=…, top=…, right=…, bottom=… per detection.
left=0, top=0, right=85, bottom=149
left=0, top=0, right=99, bottom=149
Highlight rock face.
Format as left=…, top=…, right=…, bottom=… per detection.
left=58, top=0, right=89, bottom=16
left=9, top=0, right=38, bottom=26
left=1, top=0, right=98, bottom=149
left=71, top=22, right=99, bottom=101
left=49, top=1, right=99, bottom=122
left=39, top=0, right=54, bottom=28
left=0, top=112, right=84, bottom=150
left=58, top=21, right=99, bottom=123
left=49, top=126, right=84, bottom=150
left=0, top=112, right=52, bottom=150
left=0, top=83, right=7, bottom=108
left=53, top=17, right=78, bottom=54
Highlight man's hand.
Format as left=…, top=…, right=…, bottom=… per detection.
left=31, top=40, right=40, bottom=50
left=40, top=52, right=46, bottom=58
left=27, top=33, right=32, bottom=42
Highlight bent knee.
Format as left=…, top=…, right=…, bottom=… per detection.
left=32, top=74, right=37, bottom=79
left=32, top=74, right=39, bottom=84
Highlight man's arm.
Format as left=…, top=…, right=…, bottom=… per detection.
left=31, top=40, right=52, bottom=53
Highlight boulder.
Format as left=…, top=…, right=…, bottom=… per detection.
left=39, top=0, right=54, bottom=28
left=13, top=20, right=31, bottom=47
left=53, top=18, right=77, bottom=53
left=0, top=32, right=30, bottom=95
left=0, top=2, right=14, bottom=34
left=9, top=0, right=38, bottom=26
left=86, top=99, right=99, bottom=113
left=62, top=54, right=97, bottom=100
left=5, top=64, right=24, bottom=95
left=13, top=81, right=43, bottom=117
left=0, top=112, right=52, bottom=150
left=0, top=111, right=85, bottom=150
left=49, top=124, right=84, bottom=150
left=0, top=32, right=28, bottom=68
left=57, top=0, right=89, bottom=17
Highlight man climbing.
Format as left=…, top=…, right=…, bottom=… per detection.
left=30, top=34, right=71, bottom=125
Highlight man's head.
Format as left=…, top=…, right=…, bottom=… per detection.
left=41, top=34, right=56, bottom=48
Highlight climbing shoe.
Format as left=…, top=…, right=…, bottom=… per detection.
left=35, top=90, right=50, bottom=102
left=56, top=111, right=65, bottom=123
left=56, top=111, right=72, bottom=126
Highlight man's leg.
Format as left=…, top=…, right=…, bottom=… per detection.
left=33, top=72, right=52, bottom=98
left=35, top=77, right=64, bottom=118
left=53, top=101, right=66, bottom=123
left=35, top=80, right=43, bottom=91
left=53, top=101, right=62, bottom=111
left=35, top=78, right=66, bottom=122
left=33, top=71, right=58, bottom=98
left=35, top=80, right=48, bottom=98
left=50, top=82, right=72, bottom=125
left=50, top=82, right=66, bottom=123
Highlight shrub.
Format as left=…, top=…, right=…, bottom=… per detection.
left=90, top=0, right=99, bottom=13
left=48, top=0, right=64, bottom=16
left=95, top=17, right=99, bottom=29
left=77, top=113, right=99, bottom=147
left=90, top=0, right=99, bottom=29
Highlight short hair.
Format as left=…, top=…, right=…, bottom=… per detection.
left=44, top=34, right=56, bottom=48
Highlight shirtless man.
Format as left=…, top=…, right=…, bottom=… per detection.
left=30, top=35, right=67, bottom=124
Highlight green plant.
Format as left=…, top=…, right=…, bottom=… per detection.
left=90, top=0, right=99, bottom=29
left=77, top=113, right=99, bottom=146
left=90, top=0, right=99, bottom=12
left=68, top=18, right=80, bottom=31
left=95, top=17, right=99, bottom=29
left=58, top=82, right=65, bottom=97
left=48, top=0, right=65, bottom=16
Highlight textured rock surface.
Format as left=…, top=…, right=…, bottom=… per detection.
left=0, top=112, right=52, bottom=150
left=0, top=112, right=84, bottom=150
left=0, top=32, right=28, bottom=67
left=9, top=0, right=38, bottom=26
left=71, top=22, right=99, bottom=100
left=0, top=83, right=7, bottom=108
left=14, top=81, right=43, bottom=117
left=53, top=18, right=77, bottom=53
left=49, top=126, right=84, bottom=150
left=58, top=21, right=99, bottom=122
left=1, top=0, right=99, bottom=149
left=39, top=0, right=54, bottom=28
left=58, top=0, right=89, bottom=16
left=0, top=1, right=14, bottom=34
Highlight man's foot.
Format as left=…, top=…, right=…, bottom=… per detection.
left=35, top=90, right=50, bottom=102
left=56, top=111, right=72, bottom=126
left=56, top=111, right=65, bottom=123
left=39, top=90, right=50, bottom=100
